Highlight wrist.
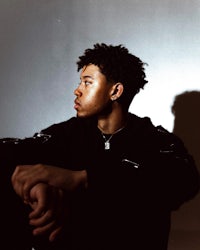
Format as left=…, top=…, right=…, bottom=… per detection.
left=74, top=169, right=88, bottom=190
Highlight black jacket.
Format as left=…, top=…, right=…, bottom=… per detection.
left=0, top=113, right=199, bottom=250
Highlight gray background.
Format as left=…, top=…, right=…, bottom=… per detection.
left=0, top=1, right=200, bottom=249
left=1, top=0, right=200, bottom=138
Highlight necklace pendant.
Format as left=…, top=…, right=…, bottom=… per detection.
left=105, top=141, right=110, bottom=150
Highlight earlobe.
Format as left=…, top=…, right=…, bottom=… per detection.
left=111, top=96, right=117, bottom=101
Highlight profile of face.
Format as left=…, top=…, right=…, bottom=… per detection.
left=74, top=64, right=114, bottom=118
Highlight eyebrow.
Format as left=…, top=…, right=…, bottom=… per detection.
left=80, top=75, right=94, bottom=80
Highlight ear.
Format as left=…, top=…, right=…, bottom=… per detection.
left=110, top=82, right=124, bottom=101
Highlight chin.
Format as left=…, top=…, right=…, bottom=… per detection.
left=76, top=112, right=89, bottom=118
left=77, top=112, right=98, bottom=119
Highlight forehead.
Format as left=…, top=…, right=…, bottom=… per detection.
left=80, top=64, right=103, bottom=78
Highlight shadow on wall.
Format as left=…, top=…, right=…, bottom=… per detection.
left=168, top=90, right=200, bottom=250
left=172, top=90, right=200, bottom=169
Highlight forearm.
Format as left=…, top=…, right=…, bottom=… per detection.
left=11, top=164, right=88, bottom=202
left=48, top=168, right=88, bottom=191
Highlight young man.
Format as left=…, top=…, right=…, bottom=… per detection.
left=5, top=43, right=200, bottom=249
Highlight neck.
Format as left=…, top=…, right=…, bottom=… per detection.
left=97, top=105, right=128, bottom=134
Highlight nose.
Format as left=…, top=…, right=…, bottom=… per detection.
left=74, top=85, right=82, bottom=96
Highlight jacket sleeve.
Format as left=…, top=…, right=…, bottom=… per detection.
left=155, top=125, right=200, bottom=210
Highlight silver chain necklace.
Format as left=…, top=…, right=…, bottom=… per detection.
left=101, top=126, right=125, bottom=150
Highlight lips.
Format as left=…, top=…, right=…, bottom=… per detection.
left=74, top=99, right=80, bottom=110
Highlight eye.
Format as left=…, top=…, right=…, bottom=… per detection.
left=84, top=81, right=92, bottom=86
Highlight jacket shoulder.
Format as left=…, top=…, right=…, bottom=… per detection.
left=129, top=113, right=188, bottom=155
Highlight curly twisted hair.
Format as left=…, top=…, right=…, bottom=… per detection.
left=77, top=43, right=148, bottom=109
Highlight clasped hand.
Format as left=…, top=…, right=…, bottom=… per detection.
left=28, top=182, right=69, bottom=242
left=11, top=164, right=88, bottom=242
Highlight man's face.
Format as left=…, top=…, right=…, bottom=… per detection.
left=74, top=64, right=113, bottom=118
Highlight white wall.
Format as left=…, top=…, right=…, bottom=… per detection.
left=0, top=0, right=199, bottom=137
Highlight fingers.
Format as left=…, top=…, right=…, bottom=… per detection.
left=29, top=201, right=47, bottom=219
left=28, top=184, right=68, bottom=242
left=29, top=187, right=48, bottom=218
left=29, top=209, right=54, bottom=227
left=30, top=209, right=62, bottom=242
left=12, top=164, right=72, bottom=243
left=11, top=165, right=33, bottom=201
left=11, top=164, right=46, bottom=202
left=49, top=226, right=62, bottom=242
left=32, top=220, right=62, bottom=243
left=32, top=220, right=56, bottom=236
